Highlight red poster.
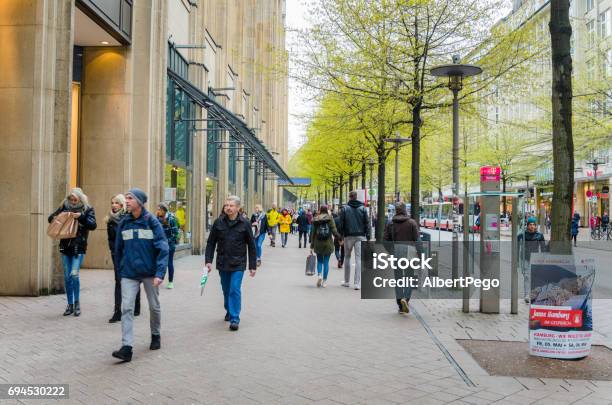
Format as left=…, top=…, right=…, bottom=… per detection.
left=529, top=307, right=583, bottom=328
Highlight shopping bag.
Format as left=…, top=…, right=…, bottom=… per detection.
left=305, top=254, right=316, bottom=276
left=47, top=212, right=78, bottom=240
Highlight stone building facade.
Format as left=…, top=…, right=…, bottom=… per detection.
left=0, top=0, right=289, bottom=295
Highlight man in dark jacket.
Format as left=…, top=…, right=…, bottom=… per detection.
left=205, top=196, right=257, bottom=331
left=518, top=217, right=547, bottom=303
left=339, top=191, right=371, bottom=290
left=297, top=209, right=310, bottom=248
left=384, top=202, right=420, bottom=314
left=112, top=188, right=169, bottom=363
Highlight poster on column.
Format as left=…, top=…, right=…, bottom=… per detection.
left=528, top=254, right=595, bottom=359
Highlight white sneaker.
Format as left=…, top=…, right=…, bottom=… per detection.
left=322, top=280, right=327, bottom=288
left=317, top=276, right=322, bottom=287
left=354, top=284, right=361, bottom=290
left=341, top=282, right=350, bottom=287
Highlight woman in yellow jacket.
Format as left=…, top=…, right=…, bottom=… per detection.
left=279, top=208, right=293, bottom=248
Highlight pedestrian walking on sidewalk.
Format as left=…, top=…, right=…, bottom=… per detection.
left=266, top=203, right=280, bottom=247
left=384, top=202, right=420, bottom=314
left=297, top=208, right=309, bottom=248
left=279, top=208, right=292, bottom=248
left=571, top=212, right=580, bottom=246
left=106, top=194, right=141, bottom=323
left=518, top=217, right=547, bottom=303
left=156, top=203, right=179, bottom=289
left=112, top=188, right=169, bottom=363
left=310, top=205, right=342, bottom=288
left=205, top=196, right=257, bottom=331
left=306, top=209, right=313, bottom=242
left=339, top=191, right=371, bottom=290
left=251, top=204, right=267, bottom=267
left=333, top=210, right=345, bottom=268
left=48, top=188, right=97, bottom=317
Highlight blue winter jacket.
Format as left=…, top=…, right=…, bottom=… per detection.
left=115, top=209, right=169, bottom=280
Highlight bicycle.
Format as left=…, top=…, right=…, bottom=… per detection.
left=590, top=226, right=602, bottom=240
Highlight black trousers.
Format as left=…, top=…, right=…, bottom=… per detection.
left=298, top=231, right=308, bottom=247
left=112, top=254, right=140, bottom=313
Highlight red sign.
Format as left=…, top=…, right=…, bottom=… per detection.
left=530, top=308, right=583, bottom=328
left=586, top=190, right=593, bottom=198
left=480, top=166, right=501, bottom=182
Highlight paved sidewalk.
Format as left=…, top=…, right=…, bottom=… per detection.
left=0, top=234, right=611, bottom=404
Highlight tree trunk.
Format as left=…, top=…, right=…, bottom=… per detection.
left=376, top=150, right=387, bottom=242
left=549, top=0, right=574, bottom=252
left=339, top=175, right=344, bottom=206
left=361, top=162, right=366, bottom=189
left=410, top=101, right=422, bottom=224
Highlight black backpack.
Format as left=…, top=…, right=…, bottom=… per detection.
left=317, top=221, right=331, bottom=241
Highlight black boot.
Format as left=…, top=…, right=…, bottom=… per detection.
left=109, top=310, right=121, bottom=323
left=112, top=345, right=133, bottom=362
left=73, top=301, right=81, bottom=317
left=150, top=334, right=161, bottom=350
left=63, top=304, right=74, bottom=316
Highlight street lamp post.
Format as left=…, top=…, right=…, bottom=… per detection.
left=586, top=158, right=605, bottom=236
left=383, top=132, right=411, bottom=202
left=431, top=56, right=482, bottom=280
left=368, top=157, right=375, bottom=226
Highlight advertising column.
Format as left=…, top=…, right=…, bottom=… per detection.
left=528, top=255, right=595, bottom=359
left=479, top=166, right=501, bottom=313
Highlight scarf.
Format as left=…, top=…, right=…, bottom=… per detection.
left=63, top=199, right=85, bottom=212
left=106, top=208, right=126, bottom=224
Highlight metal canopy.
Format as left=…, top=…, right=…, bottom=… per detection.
left=167, top=69, right=292, bottom=184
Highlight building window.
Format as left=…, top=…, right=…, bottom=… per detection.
left=587, top=0, right=594, bottom=13
left=168, top=44, right=189, bottom=79
left=587, top=20, right=595, bottom=48
left=599, top=10, right=609, bottom=38
left=207, top=121, right=220, bottom=177
left=244, top=152, right=250, bottom=193
left=606, top=49, right=612, bottom=78
left=228, top=137, right=237, bottom=186
left=164, top=164, right=192, bottom=245
left=586, top=58, right=595, bottom=81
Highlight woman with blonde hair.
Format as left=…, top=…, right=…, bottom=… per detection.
left=106, top=194, right=140, bottom=322
left=251, top=204, right=267, bottom=267
left=48, top=188, right=97, bottom=317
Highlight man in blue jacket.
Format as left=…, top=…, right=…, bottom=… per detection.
left=112, top=188, right=169, bottom=362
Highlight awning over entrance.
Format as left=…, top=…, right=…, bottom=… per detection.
left=278, top=177, right=311, bottom=187
left=167, top=69, right=292, bottom=184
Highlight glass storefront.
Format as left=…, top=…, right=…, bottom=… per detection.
left=166, top=44, right=194, bottom=246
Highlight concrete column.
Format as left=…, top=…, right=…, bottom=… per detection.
left=0, top=0, right=73, bottom=295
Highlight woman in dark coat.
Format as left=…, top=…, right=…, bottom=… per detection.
left=48, top=188, right=97, bottom=317
left=383, top=202, right=420, bottom=314
left=106, top=194, right=140, bottom=323
left=310, top=205, right=342, bottom=288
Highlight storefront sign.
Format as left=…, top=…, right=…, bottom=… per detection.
left=528, top=255, right=595, bottom=359
left=480, top=166, right=501, bottom=183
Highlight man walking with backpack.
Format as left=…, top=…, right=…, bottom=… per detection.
left=112, top=188, right=169, bottom=363
left=339, top=191, right=371, bottom=290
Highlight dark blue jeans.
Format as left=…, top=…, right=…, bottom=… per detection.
left=167, top=248, right=176, bottom=282
left=61, top=254, right=84, bottom=304
left=219, top=270, right=245, bottom=324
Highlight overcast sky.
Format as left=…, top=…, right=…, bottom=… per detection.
left=285, top=0, right=317, bottom=155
